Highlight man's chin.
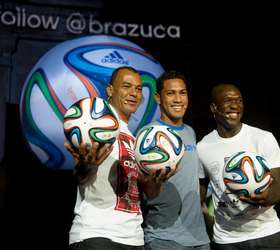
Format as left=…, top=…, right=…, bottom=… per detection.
left=226, top=120, right=241, bottom=128
left=126, top=107, right=138, bottom=115
left=170, top=113, right=184, bottom=120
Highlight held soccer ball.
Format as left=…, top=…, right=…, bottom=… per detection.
left=134, top=125, right=184, bottom=175
left=63, top=97, right=120, bottom=148
left=223, top=151, right=272, bottom=196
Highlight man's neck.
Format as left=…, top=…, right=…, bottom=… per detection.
left=217, top=123, right=242, bottom=138
left=160, top=116, right=183, bottom=127
left=118, top=114, right=129, bottom=123
left=109, top=102, right=129, bottom=123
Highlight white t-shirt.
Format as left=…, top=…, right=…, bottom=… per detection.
left=197, top=123, right=280, bottom=244
left=69, top=120, right=144, bottom=246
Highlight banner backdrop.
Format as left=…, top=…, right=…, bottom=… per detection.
left=19, top=35, right=164, bottom=169
left=1, top=0, right=188, bottom=172
left=0, top=94, right=5, bottom=162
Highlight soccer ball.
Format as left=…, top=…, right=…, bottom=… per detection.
left=19, top=35, right=164, bottom=169
left=134, top=125, right=184, bottom=175
left=223, top=151, right=272, bottom=196
left=63, top=97, right=119, bottom=148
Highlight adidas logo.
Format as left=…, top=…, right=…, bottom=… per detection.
left=122, top=140, right=136, bottom=160
left=101, top=50, right=129, bottom=65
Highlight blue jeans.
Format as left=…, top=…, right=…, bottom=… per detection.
left=145, top=239, right=210, bottom=250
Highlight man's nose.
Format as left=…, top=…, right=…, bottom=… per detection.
left=174, top=93, right=182, bottom=102
left=130, top=87, right=137, bottom=96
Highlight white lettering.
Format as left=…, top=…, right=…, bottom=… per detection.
left=1, top=11, right=16, bottom=25
left=103, top=22, right=112, bottom=34
left=128, top=24, right=139, bottom=37
left=41, top=15, right=59, bottom=30
left=124, top=160, right=137, bottom=169
left=1, top=6, right=60, bottom=30
left=167, top=25, right=180, bottom=38
left=112, top=22, right=126, bottom=36
left=139, top=24, right=152, bottom=38
left=27, top=14, right=41, bottom=28
left=16, top=7, right=21, bottom=27
left=154, top=24, right=166, bottom=39
left=21, top=7, right=26, bottom=27
left=89, top=18, right=103, bottom=34
left=0, top=6, right=181, bottom=39
left=66, top=13, right=85, bottom=34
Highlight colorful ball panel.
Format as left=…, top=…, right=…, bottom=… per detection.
left=63, top=97, right=119, bottom=148
left=223, top=151, right=272, bottom=196
left=134, top=125, right=184, bottom=175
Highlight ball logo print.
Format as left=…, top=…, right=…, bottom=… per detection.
left=223, top=151, right=272, bottom=197
left=20, top=35, right=164, bottom=169
left=63, top=97, right=120, bottom=148
left=134, top=125, right=184, bottom=175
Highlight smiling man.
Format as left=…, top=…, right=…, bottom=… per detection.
left=106, top=67, right=143, bottom=123
left=141, top=70, right=210, bottom=250
left=198, top=83, right=280, bottom=249
left=67, top=66, right=168, bottom=250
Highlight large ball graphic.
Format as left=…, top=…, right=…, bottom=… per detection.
left=20, top=35, right=164, bottom=169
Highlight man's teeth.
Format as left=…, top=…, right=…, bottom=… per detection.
left=172, top=106, right=182, bottom=110
left=226, top=113, right=238, bottom=118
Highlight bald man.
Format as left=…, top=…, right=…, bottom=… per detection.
left=198, top=83, right=280, bottom=249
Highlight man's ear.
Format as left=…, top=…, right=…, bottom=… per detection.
left=155, top=93, right=161, bottom=105
left=210, top=103, right=216, bottom=113
left=107, top=84, right=113, bottom=98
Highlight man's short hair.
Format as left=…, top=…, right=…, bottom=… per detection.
left=109, top=66, right=139, bottom=86
left=157, top=70, right=187, bottom=94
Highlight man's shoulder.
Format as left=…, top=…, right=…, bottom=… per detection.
left=146, top=120, right=159, bottom=127
left=138, top=120, right=194, bottom=135
left=183, top=123, right=194, bottom=131
left=198, top=130, right=217, bottom=144
left=243, top=123, right=272, bottom=137
left=136, top=121, right=159, bottom=136
left=120, top=120, right=135, bottom=139
left=197, top=130, right=217, bottom=153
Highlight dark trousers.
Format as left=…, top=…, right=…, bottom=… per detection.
left=212, top=231, right=280, bottom=250
left=69, top=237, right=144, bottom=250
left=145, top=238, right=210, bottom=250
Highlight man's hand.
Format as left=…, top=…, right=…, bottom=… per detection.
left=239, top=184, right=271, bottom=206
left=138, top=166, right=178, bottom=199
left=239, top=168, right=280, bottom=206
left=65, top=142, right=113, bottom=185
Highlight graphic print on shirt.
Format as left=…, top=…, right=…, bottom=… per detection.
left=217, top=156, right=255, bottom=218
left=115, top=132, right=140, bottom=213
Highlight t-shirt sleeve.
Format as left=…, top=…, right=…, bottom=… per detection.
left=197, top=143, right=207, bottom=178
left=262, top=132, right=280, bottom=169
left=198, top=160, right=206, bottom=178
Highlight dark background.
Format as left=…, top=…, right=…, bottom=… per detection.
left=0, top=1, right=279, bottom=249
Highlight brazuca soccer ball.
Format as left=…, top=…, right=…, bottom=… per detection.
left=223, top=151, right=272, bottom=196
left=134, top=125, right=184, bottom=175
left=63, top=97, right=119, bottom=148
